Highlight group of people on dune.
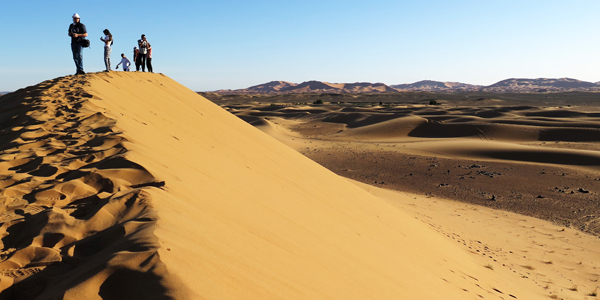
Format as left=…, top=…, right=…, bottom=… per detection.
left=68, top=13, right=153, bottom=75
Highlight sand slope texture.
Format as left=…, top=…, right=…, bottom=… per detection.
left=226, top=102, right=600, bottom=237
left=0, top=72, right=580, bottom=299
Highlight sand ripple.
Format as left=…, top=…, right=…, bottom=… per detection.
left=0, top=76, right=171, bottom=299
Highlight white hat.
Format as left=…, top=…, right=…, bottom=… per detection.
left=72, top=13, right=80, bottom=19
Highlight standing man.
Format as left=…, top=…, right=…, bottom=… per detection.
left=68, top=13, right=88, bottom=75
left=138, top=34, right=148, bottom=72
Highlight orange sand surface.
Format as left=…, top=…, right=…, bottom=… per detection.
left=0, top=72, right=598, bottom=299
left=226, top=101, right=600, bottom=237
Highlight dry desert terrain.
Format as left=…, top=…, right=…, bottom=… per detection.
left=221, top=99, right=600, bottom=237
left=0, top=73, right=599, bottom=299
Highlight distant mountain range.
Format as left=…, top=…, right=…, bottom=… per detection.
left=218, top=80, right=397, bottom=94
left=214, top=78, right=600, bottom=94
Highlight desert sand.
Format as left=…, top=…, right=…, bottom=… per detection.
left=0, top=72, right=598, bottom=299
left=227, top=102, right=600, bottom=236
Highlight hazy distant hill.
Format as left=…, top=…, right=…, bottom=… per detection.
left=392, top=80, right=481, bottom=91
left=249, top=81, right=297, bottom=93
left=215, top=81, right=397, bottom=94
left=213, top=78, right=600, bottom=94
left=483, top=78, right=600, bottom=92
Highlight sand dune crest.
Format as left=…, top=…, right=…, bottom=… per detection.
left=0, top=76, right=180, bottom=299
left=1, top=72, right=584, bottom=299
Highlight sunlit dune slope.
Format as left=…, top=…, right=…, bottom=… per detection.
left=84, top=72, right=544, bottom=299
left=0, top=72, right=548, bottom=299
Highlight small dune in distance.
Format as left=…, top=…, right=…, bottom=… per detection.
left=1, top=72, right=600, bottom=300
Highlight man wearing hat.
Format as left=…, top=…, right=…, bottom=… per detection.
left=68, top=13, right=88, bottom=75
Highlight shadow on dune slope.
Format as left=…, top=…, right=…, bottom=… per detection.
left=0, top=75, right=177, bottom=300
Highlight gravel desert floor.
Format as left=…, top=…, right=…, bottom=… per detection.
left=222, top=100, right=600, bottom=237
left=222, top=99, right=600, bottom=299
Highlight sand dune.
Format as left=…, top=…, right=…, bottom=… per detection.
left=0, top=77, right=176, bottom=299
left=84, top=72, right=540, bottom=299
left=229, top=103, right=600, bottom=168
left=1, top=73, right=598, bottom=299
left=358, top=181, right=600, bottom=300
left=227, top=102, right=600, bottom=249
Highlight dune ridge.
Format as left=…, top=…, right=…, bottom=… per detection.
left=0, top=76, right=181, bottom=299
left=0, top=72, right=573, bottom=299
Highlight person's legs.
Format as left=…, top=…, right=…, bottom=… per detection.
left=146, top=57, right=153, bottom=73
left=71, top=43, right=84, bottom=74
left=135, top=56, right=141, bottom=71
left=104, top=47, right=112, bottom=71
left=140, top=54, right=146, bottom=72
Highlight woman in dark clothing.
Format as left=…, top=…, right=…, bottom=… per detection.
left=134, top=47, right=141, bottom=71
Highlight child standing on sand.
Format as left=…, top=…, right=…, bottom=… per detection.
left=116, top=53, right=131, bottom=71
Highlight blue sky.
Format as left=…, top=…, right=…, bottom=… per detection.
left=1, top=0, right=599, bottom=92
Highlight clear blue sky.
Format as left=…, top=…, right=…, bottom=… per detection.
left=1, top=0, right=599, bottom=92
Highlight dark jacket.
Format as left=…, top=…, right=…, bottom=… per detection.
left=68, top=22, right=87, bottom=44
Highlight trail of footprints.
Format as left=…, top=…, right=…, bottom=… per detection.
left=0, top=76, right=164, bottom=297
left=421, top=218, right=600, bottom=300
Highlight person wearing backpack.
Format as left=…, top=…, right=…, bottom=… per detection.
left=138, top=34, right=148, bottom=72
left=68, top=13, right=88, bottom=75
left=100, top=29, right=113, bottom=72
left=134, top=47, right=141, bottom=71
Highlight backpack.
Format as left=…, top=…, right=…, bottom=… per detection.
left=81, top=38, right=90, bottom=48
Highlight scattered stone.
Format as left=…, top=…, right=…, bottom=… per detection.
left=554, top=187, right=570, bottom=193
left=491, top=195, right=497, bottom=201
left=477, top=170, right=502, bottom=178
left=438, top=183, right=449, bottom=187
left=536, top=195, right=545, bottom=199
left=578, top=188, right=590, bottom=193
